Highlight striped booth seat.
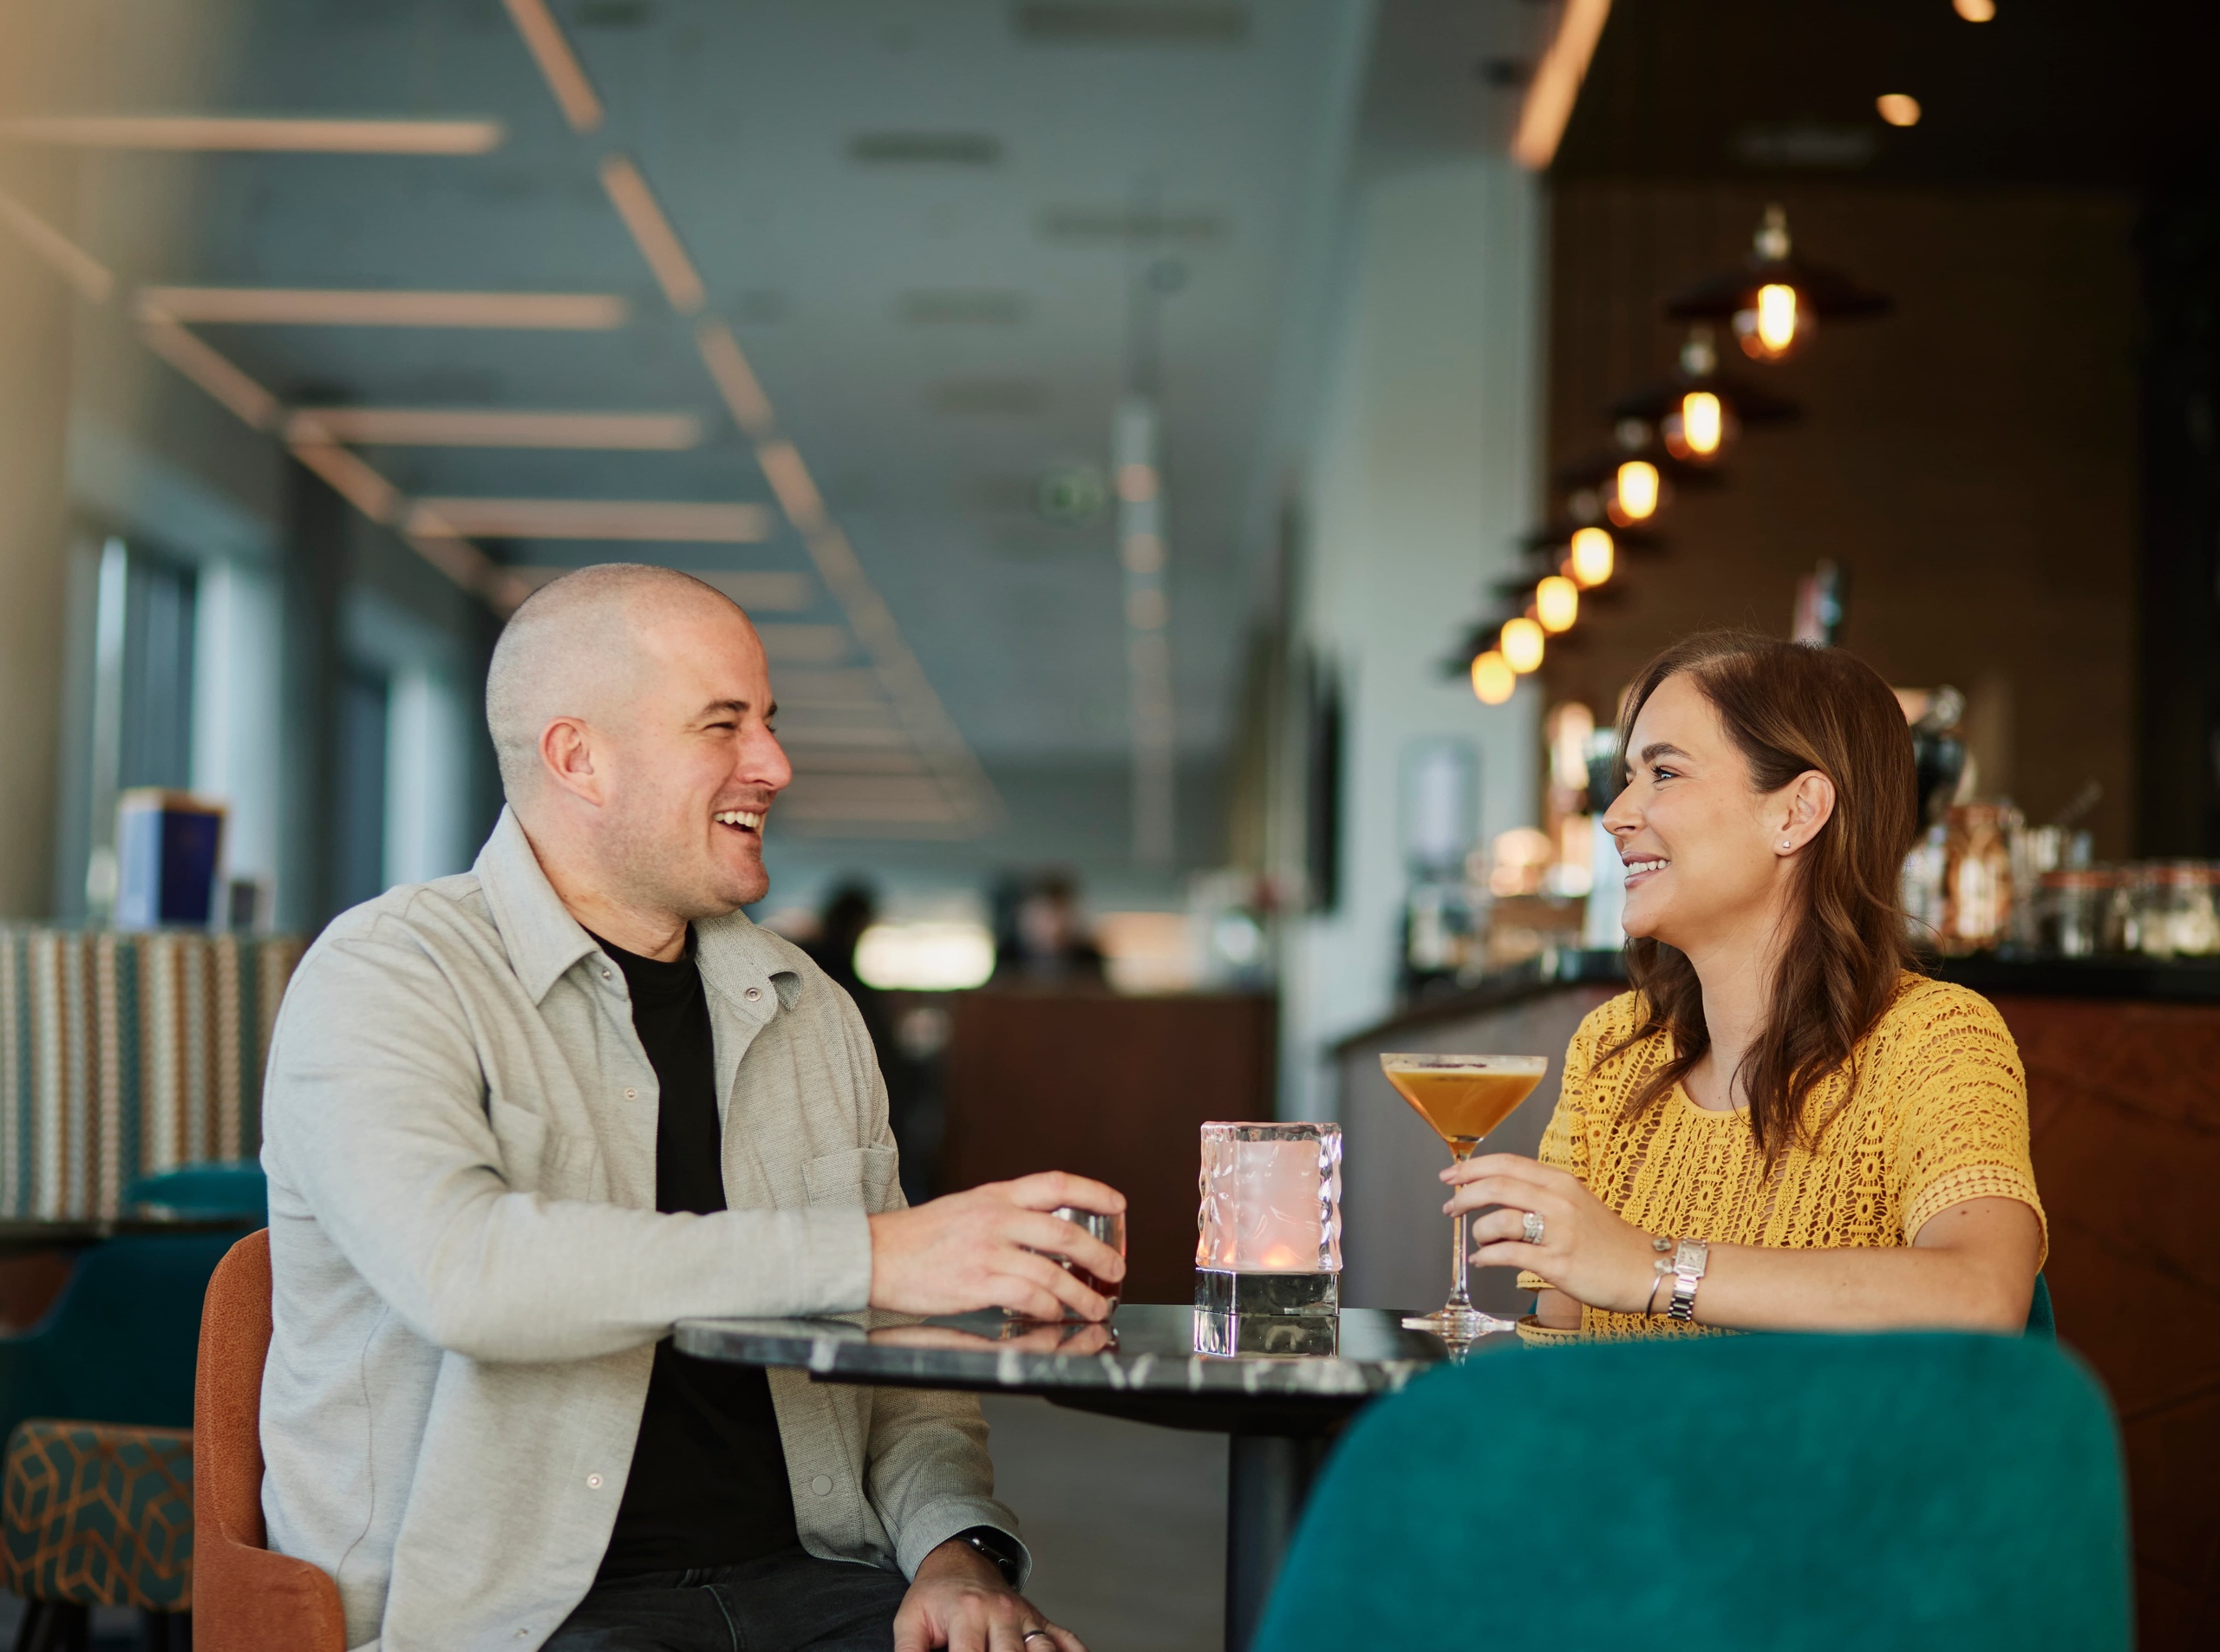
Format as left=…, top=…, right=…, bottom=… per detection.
left=0, top=930, right=302, bottom=1218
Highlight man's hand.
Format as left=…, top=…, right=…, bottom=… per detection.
left=893, top=1538, right=1086, bottom=1652
left=868, top=1172, right=1127, bottom=1322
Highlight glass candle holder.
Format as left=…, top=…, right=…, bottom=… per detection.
left=1194, top=1122, right=1342, bottom=1317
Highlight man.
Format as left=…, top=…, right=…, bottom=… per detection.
left=260, top=564, right=1123, bottom=1652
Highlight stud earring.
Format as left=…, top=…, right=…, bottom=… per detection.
left=1779, top=840, right=1792, bottom=851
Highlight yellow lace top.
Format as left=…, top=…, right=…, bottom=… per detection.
left=1517, top=975, right=2046, bottom=1338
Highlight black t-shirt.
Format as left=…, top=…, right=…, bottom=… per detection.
left=593, top=929, right=799, bottom=1580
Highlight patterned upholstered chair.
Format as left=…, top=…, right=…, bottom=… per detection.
left=0, top=1420, right=192, bottom=1650
left=193, top=1231, right=344, bottom=1652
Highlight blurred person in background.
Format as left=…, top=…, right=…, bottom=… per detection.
left=258, top=565, right=1116, bottom=1652
left=804, top=880, right=937, bottom=1200
left=1446, top=632, right=2043, bottom=1340
left=989, top=871, right=1106, bottom=987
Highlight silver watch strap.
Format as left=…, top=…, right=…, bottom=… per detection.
left=1667, top=1237, right=1708, bottom=1323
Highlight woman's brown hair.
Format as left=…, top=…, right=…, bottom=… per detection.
left=1603, top=631, right=1921, bottom=1161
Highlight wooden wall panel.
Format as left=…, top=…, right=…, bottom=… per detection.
left=1994, top=994, right=2220, bottom=1650
left=941, top=991, right=1277, bottom=1306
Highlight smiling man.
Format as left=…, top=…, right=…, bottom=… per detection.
left=259, top=564, right=1121, bottom=1652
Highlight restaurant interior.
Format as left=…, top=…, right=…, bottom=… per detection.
left=1, top=0, right=2217, bottom=1648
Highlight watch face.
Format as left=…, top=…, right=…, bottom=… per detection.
left=1674, top=1238, right=1707, bottom=1275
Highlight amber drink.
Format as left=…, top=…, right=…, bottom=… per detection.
left=1380, top=1053, right=1547, bottom=1344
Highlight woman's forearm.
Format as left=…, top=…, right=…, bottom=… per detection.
left=1635, top=1198, right=2043, bottom=1333
left=1670, top=1235, right=2029, bottom=1332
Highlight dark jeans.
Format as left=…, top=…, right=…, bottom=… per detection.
left=543, top=1548, right=910, bottom=1652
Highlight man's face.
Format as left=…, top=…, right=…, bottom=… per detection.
left=594, top=603, right=792, bottom=916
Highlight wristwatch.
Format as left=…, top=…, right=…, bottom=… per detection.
left=1666, top=1237, right=1709, bottom=1323
left=957, top=1525, right=1023, bottom=1589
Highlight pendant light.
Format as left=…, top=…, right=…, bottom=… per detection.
left=1471, top=650, right=1516, bottom=705
left=1608, top=327, right=1803, bottom=467
left=1569, top=526, right=1615, bottom=586
left=1535, top=574, right=1579, bottom=633
left=1500, top=616, right=1545, bottom=674
left=1664, top=205, right=1891, bottom=363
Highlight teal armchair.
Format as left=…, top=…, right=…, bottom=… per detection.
left=1253, top=1331, right=2128, bottom=1651
left=124, top=1162, right=268, bottom=1225
left=0, top=1234, right=242, bottom=1441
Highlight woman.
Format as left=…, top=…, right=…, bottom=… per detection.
left=1446, top=632, right=2044, bottom=1335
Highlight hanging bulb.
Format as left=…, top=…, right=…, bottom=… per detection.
left=1570, top=526, right=1614, bottom=587
left=1535, top=575, right=1578, bottom=633
left=1733, top=283, right=1803, bottom=360
left=1758, top=284, right=1798, bottom=349
left=1681, top=391, right=1723, bottom=454
left=1664, top=389, right=1730, bottom=460
left=1471, top=650, right=1515, bottom=705
left=1679, top=324, right=1719, bottom=378
left=1732, top=207, right=1806, bottom=361
left=1610, top=460, right=1660, bottom=524
left=1500, top=617, right=1545, bottom=674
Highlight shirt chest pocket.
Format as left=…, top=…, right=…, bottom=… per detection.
left=801, top=1146, right=901, bottom=1213
left=487, top=1099, right=607, bottom=1200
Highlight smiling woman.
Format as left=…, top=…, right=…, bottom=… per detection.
left=1446, top=632, right=2047, bottom=1338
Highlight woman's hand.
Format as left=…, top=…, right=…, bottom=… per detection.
left=1443, top=1153, right=1659, bottom=1316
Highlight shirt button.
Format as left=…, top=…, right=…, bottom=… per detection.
left=600, top=969, right=612, bottom=981
left=810, top=1474, right=833, bottom=1497
left=746, top=986, right=762, bottom=1002
left=586, top=1473, right=604, bottom=1489
left=624, top=1087, right=637, bottom=1100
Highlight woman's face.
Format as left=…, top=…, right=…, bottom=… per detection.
left=1603, top=672, right=1804, bottom=957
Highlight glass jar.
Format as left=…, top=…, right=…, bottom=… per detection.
left=2138, top=862, right=2220, bottom=958
left=1941, top=803, right=2012, bottom=956
left=2036, top=869, right=2113, bottom=958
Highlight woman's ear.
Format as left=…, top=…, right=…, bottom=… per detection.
left=1780, top=769, right=1837, bottom=848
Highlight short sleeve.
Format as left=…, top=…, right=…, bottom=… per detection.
left=1888, top=984, right=2048, bottom=1266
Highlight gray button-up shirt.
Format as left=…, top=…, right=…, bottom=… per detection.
left=259, top=809, right=1021, bottom=1651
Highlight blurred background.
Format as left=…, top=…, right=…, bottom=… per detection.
left=3, top=2, right=2220, bottom=1647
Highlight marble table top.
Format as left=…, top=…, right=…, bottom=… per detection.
left=675, top=1304, right=1500, bottom=1403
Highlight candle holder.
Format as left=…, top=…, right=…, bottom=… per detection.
left=1194, top=1121, right=1342, bottom=1319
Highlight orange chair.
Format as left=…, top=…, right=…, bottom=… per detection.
left=193, top=1231, right=345, bottom=1651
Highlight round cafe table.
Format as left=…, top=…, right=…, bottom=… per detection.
left=676, top=1303, right=1497, bottom=1650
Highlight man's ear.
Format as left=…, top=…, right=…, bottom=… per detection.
left=540, top=717, right=603, bottom=806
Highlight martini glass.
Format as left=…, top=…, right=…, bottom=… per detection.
left=1380, top=1052, right=1548, bottom=1344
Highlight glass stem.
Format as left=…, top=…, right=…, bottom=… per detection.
left=1447, top=1146, right=1473, bottom=1309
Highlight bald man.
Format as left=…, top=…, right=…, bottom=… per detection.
left=259, top=565, right=1121, bottom=1652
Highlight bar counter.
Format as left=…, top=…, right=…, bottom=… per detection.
left=1332, top=950, right=2220, bottom=1649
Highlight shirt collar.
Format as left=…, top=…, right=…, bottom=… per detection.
left=473, top=806, right=801, bottom=1011
left=473, top=808, right=600, bottom=1004
left=696, top=910, right=805, bottom=1015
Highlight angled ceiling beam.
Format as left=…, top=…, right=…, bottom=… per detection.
left=501, top=0, right=604, bottom=134
left=138, top=317, right=279, bottom=429
left=600, top=155, right=707, bottom=315
left=1512, top=0, right=1613, bottom=170
left=695, top=318, right=777, bottom=440
left=284, top=408, right=702, bottom=449
left=0, top=186, right=115, bottom=304
left=136, top=286, right=627, bottom=329
left=0, top=115, right=505, bottom=153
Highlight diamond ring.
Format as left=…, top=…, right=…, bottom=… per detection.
left=1521, top=1210, right=1546, bottom=1245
